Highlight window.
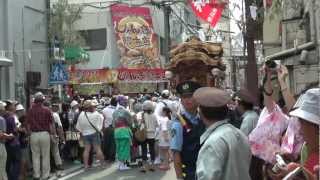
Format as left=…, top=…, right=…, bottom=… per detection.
left=80, top=28, right=107, bottom=51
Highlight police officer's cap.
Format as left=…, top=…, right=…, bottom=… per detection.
left=193, top=87, right=232, bottom=107
left=176, top=81, right=202, bottom=95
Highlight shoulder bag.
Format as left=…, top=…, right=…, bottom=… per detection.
left=84, top=112, right=103, bottom=139
left=134, top=112, right=147, bottom=142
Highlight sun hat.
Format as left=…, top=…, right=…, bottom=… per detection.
left=83, top=100, right=93, bottom=109
left=290, top=88, right=320, bottom=125
left=16, top=104, right=25, bottom=111
left=70, top=100, right=79, bottom=108
left=0, top=101, right=6, bottom=111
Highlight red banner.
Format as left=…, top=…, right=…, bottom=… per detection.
left=111, top=4, right=160, bottom=68
left=189, top=0, right=225, bottom=27
left=117, top=68, right=166, bottom=82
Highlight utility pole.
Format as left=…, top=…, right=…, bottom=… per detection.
left=163, top=4, right=171, bottom=64
left=244, top=0, right=259, bottom=104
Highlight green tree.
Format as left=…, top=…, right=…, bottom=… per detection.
left=49, top=0, right=85, bottom=51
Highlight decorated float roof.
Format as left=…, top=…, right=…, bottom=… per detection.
left=167, top=37, right=225, bottom=71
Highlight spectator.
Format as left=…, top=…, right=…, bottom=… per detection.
left=26, top=92, right=55, bottom=180
left=16, top=104, right=30, bottom=180
left=158, top=107, right=172, bottom=171
left=0, top=101, right=13, bottom=180
left=51, top=104, right=64, bottom=171
left=101, top=97, right=117, bottom=162
left=3, top=100, right=21, bottom=180
left=236, top=89, right=259, bottom=136
left=113, top=108, right=132, bottom=171
left=137, top=100, right=158, bottom=172
left=194, top=87, right=252, bottom=180
left=268, top=88, right=319, bottom=179
left=76, top=100, right=104, bottom=169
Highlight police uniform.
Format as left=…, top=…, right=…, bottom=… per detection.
left=193, top=87, right=252, bottom=180
left=170, top=81, right=205, bottom=180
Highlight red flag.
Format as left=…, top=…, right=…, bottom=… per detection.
left=189, top=0, right=225, bottom=27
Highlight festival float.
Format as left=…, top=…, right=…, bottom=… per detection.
left=166, top=36, right=226, bottom=90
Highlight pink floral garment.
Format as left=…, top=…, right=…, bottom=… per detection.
left=280, top=116, right=304, bottom=159
left=249, top=104, right=289, bottom=164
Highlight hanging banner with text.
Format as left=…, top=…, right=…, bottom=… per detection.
left=69, top=69, right=118, bottom=84
left=189, top=0, right=225, bottom=27
left=111, top=4, right=160, bottom=68
left=117, top=68, right=166, bottom=83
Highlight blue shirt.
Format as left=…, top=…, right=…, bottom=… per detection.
left=170, top=110, right=200, bottom=152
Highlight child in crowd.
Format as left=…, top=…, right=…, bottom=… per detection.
left=158, top=107, right=172, bottom=170
left=113, top=108, right=133, bottom=171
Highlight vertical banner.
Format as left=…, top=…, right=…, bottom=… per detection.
left=111, top=4, right=160, bottom=68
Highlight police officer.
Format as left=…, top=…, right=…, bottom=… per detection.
left=170, top=81, right=205, bottom=180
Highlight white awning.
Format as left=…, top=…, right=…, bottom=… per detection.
left=0, top=56, right=13, bottom=66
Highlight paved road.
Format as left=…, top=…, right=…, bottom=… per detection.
left=59, top=163, right=176, bottom=180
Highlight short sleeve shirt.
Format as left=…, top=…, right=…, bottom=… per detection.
left=53, top=112, right=63, bottom=127
left=170, top=110, right=200, bottom=152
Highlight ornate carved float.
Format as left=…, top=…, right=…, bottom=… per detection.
left=166, top=37, right=226, bottom=89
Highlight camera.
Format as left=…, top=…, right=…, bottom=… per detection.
left=265, top=60, right=278, bottom=69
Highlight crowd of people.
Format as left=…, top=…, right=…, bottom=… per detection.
left=0, top=64, right=319, bottom=180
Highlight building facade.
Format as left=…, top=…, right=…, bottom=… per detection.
left=265, top=0, right=320, bottom=94
left=0, top=0, right=50, bottom=103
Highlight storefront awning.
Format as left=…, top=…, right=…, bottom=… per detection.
left=0, top=56, right=13, bottom=66
left=64, top=46, right=89, bottom=63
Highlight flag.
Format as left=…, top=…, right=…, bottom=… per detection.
left=189, top=0, right=225, bottom=27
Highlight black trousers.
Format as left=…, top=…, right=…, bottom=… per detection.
left=6, top=144, right=21, bottom=180
left=141, top=138, right=155, bottom=162
left=102, top=127, right=115, bottom=161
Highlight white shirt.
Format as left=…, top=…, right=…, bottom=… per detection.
left=76, top=111, right=104, bottom=136
left=154, top=99, right=174, bottom=122
left=102, top=105, right=116, bottom=128
left=53, top=112, right=62, bottom=127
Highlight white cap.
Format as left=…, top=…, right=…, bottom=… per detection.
left=70, top=100, right=79, bottom=108
left=16, top=104, right=24, bottom=111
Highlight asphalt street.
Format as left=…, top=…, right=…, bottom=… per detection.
left=59, top=163, right=176, bottom=180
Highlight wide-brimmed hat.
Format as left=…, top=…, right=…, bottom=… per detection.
left=83, top=100, right=93, bottom=109
left=290, top=88, right=320, bottom=125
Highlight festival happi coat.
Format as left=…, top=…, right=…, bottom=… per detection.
left=166, top=37, right=226, bottom=89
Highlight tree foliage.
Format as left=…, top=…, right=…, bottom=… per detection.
left=48, top=0, right=85, bottom=48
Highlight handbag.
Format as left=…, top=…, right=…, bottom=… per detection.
left=84, top=112, right=103, bottom=139
left=65, top=131, right=80, bottom=141
left=134, top=112, right=147, bottom=142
